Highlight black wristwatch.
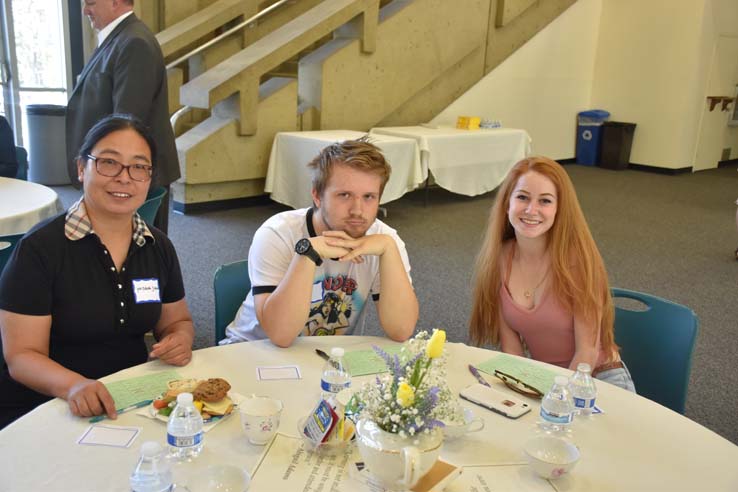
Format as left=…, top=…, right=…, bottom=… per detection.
left=295, top=238, right=323, bottom=266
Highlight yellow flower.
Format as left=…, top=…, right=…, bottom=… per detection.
left=426, top=329, right=446, bottom=359
left=397, top=382, right=415, bottom=407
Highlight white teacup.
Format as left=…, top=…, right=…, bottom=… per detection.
left=442, top=407, right=485, bottom=440
left=239, top=396, right=283, bottom=445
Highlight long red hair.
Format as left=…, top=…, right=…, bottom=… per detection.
left=469, top=157, right=616, bottom=358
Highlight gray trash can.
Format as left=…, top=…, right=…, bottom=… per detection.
left=26, top=104, right=68, bottom=185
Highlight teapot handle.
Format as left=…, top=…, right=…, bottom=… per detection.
left=402, top=446, right=421, bottom=487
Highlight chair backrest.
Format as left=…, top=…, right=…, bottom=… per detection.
left=14, top=146, right=27, bottom=180
left=137, top=186, right=168, bottom=224
left=0, top=233, right=24, bottom=275
left=611, top=287, right=699, bottom=414
left=213, top=260, right=250, bottom=345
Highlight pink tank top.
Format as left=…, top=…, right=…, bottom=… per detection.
left=500, top=284, right=575, bottom=368
left=500, top=246, right=607, bottom=368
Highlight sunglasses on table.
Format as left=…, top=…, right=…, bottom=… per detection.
left=493, top=370, right=544, bottom=399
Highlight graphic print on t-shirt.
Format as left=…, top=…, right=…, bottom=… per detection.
left=303, top=274, right=360, bottom=336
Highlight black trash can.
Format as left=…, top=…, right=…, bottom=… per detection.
left=600, top=122, right=636, bottom=170
left=26, top=104, right=68, bottom=185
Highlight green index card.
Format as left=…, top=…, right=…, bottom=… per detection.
left=104, top=370, right=182, bottom=409
left=475, top=353, right=558, bottom=395
left=344, top=345, right=402, bottom=377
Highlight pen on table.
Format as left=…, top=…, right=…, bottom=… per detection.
left=315, top=349, right=339, bottom=368
left=89, top=399, right=153, bottom=423
left=315, top=349, right=330, bottom=362
left=468, top=364, right=492, bottom=387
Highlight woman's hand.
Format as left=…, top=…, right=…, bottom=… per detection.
left=66, top=378, right=117, bottom=418
left=150, top=330, right=192, bottom=366
left=152, top=299, right=195, bottom=366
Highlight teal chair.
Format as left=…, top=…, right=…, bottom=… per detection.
left=14, top=147, right=27, bottom=180
left=213, top=260, right=250, bottom=345
left=0, top=233, right=23, bottom=275
left=137, top=186, right=167, bottom=224
left=611, top=288, right=699, bottom=414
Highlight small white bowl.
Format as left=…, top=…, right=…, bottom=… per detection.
left=524, top=436, right=580, bottom=480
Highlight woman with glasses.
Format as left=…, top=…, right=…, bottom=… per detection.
left=469, top=157, right=634, bottom=392
left=0, top=114, right=195, bottom=428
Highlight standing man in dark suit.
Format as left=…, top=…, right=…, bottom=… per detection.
left=66, top=0, right=179, bottom=233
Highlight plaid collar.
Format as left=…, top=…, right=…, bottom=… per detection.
left=64, top=197, right=153, bottom=247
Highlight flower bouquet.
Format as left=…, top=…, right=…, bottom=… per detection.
left=355, top=329, right=459, bottom=438
left=352, top=329, right=460, bottom=490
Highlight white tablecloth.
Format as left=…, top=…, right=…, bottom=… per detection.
left=0, top=176, right=63, bottom=235
left=265, top=130, right=423, bottom=209
left=370, top=126, right=532, bottom=196
left=2, top=336, right=737, bottom=491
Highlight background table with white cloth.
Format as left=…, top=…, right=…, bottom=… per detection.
left=0, top=176, right=63, bottom=235
left=370, top=126, right=531, bottom=196
left=265, top=130, right=423, bottom=209
left=2, top=336, right=737, bottom=491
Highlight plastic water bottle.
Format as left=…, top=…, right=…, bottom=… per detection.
left=130, top=441, right=173, bottom=492
left=166, top=392, right=204, bottom=461
left=320, top=347, right=351, bottom=404
left=539, top=376, right=574, bottom=435
left=569, top=362, right=597, bottom=417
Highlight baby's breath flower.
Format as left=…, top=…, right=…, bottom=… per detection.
left=355, top=330, right=459, bottom=436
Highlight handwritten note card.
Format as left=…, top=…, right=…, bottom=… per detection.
left=475, top=354, right=557, bottom=395
left=343, top=346, right=402, bottom=377
left=104, top=370, right=182, bottom=409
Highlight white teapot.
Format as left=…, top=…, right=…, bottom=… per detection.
left=355, top=418, right=443, bottom=491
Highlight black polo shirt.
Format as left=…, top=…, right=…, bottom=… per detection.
left=0, top=207, right=185, bottom=426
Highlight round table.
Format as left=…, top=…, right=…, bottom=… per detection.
left=0, top=176, right=63, bottom=235
left=1, top=336, right=737, bottom=491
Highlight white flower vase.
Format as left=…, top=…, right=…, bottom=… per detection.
left=355, top=418, right=443, bottom=491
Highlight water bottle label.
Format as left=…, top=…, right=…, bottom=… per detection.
left=540, top=407, right=573, bottom=424
left=573, top=397, right=595, bottom=409
left=167, top=431, right=203, bottom=448
left=321, top=379, right=350, bottom=394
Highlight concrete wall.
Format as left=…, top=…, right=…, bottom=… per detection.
left=173, top=77, right=298, bottom=205
left=431, top=0, right=600, bottom=160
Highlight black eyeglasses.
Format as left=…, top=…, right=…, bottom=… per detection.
left=494, top=370, right=544, bottom=399
left=87, top=155, right=153, bottom=182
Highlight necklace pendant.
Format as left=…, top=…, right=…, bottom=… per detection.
left=524, top=290, right=532, bottom=298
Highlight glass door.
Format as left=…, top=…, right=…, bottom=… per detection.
left=0, top=0, right=71, bottom=146
left=0, top=0, right=21, bottom=141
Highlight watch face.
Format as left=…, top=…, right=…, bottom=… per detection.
left=296, top=238, right=311, bottom=254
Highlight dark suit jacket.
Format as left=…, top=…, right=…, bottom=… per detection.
left=66, top=14, right=180, bottom=187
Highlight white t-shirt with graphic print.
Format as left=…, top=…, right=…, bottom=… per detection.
left=222, top=208, right=412, bottom=343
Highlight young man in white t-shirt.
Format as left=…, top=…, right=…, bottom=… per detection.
left=222, top=138, right=419, bottom=347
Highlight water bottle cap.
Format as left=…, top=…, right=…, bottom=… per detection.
left=330, top=347, right=344, bottom=358
left=576, top=362, right=592, bottom=372
left=140, top=441, right=163, bottom=457
left=177, top=392, right=194, bottom=404
left=554, top=376, right=569, bottom=386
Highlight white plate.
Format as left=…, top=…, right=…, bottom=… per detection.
left=149, top=393, right=236, bottom=424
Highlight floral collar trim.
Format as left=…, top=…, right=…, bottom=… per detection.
left=64, top=197, right=153, bottom=247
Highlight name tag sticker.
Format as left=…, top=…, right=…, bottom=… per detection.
left=132, top=278, right=161, bottom=304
